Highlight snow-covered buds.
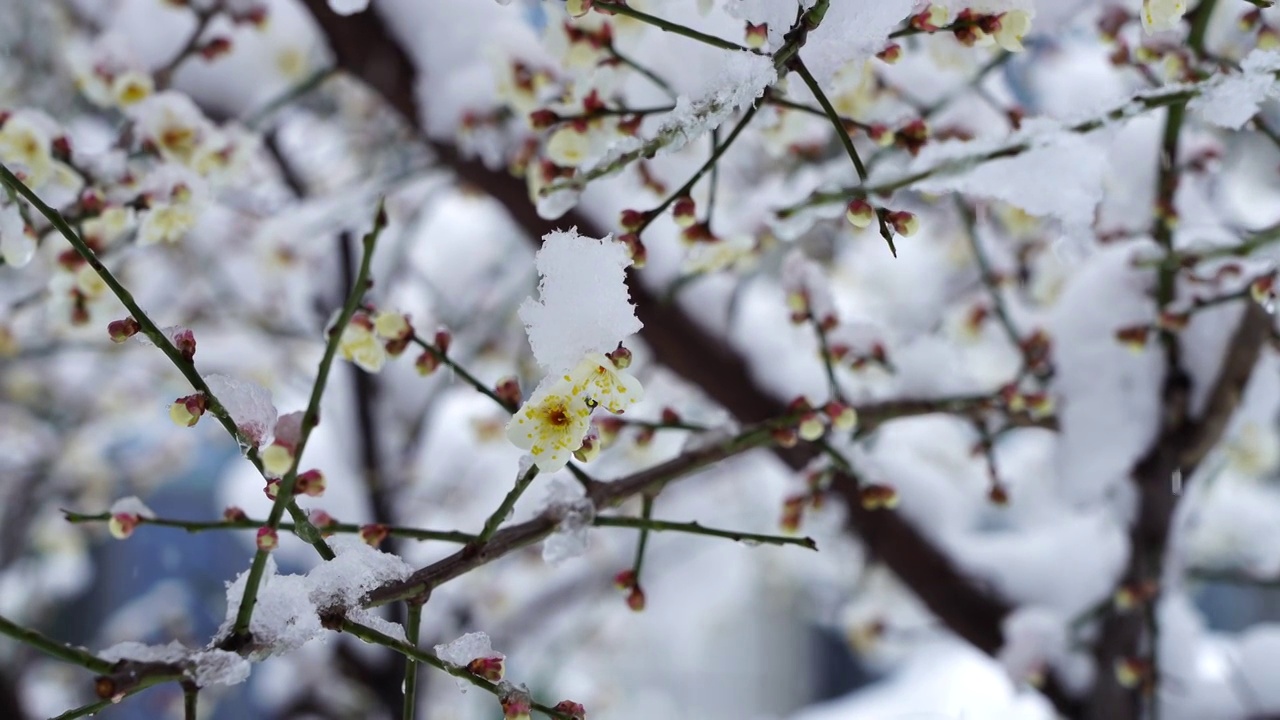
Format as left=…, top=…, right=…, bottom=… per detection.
left=169, top=393, right=206, bottom=427
left=108, top=513, right=141, bottom=539
left=501, top=689, right=532, bottom=720
left=552, top=700, right=587, bottom=720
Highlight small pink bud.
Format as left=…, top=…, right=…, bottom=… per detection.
left=619, top=209, right=646, bottom=231
left=770, top=427, right=799, bottom=448
left=501, top=690, right=532, bottom=720
left=528, top=109, right=560, bottom=130
left=613, top=569, right=637, bottom=590
left=108, top=513, right=141, bottom=539
left=415, top=350, right=441, bottom=376
left=1251, top=275, right=1276, bottom=304
left=361, top=523, right=389, bottom=547
left=169, top=393, right=206, bottom=427
left=875, top=43, right=902, bottom=63
left=172, top=329, right=196, bottom=361
left=745, top=22, right=768, bottom=49
left=256, top=526, right=279, bottom=552
left=626, top=585, right=646, bottom=612
left=309, top=509, right=336, bottom=533
left=295, top=469, right=326, bottom=497
left=552, top=701, right=586, bottom=720
left=467, top=656, right=505, bottom=681
left=223, top=506, right=247, bottom=521
left=494, top=376, right=522, bottom=409
left=199, top=37, right=233, bottom=60
left=886, top=210, right=919, bottom=237
left=606, top=344, right=632, bottom=369
left=859, top=483, right=899, bottom=510
left=594, top=415, right=624, bottom=447
left=264, top=479, right=280, bottom=500
left=573, top=429, right=601, bottom=462
left=823, top=401, right=858, bottom=431
left=672, top=195, right=697, bottom=228
left=108, top=317, right=140, bottom=343
left=845, top=199, right=875, bottom=229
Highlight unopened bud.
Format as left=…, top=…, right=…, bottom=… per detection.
left=797, top=412, right=825, bottom=441
left=295, top=469, right=326, bottom=497
left=467, top=656, right=505, bottom=681
left=845, top=199, right=875, bottom=229
left=169, top=393, right=206, bottom=427
left=672, top=195, right=697, bottom=228
left=415, top=350, right=441, bottom=376
left=859, top=483, right=899, bottom=510
left=109, top=513, right=141, bottom=539
left=619, top=232, right=647, bottom=268
left=875, top=43, right=902, bottom=63
left=256, top=526, right=279, bottom=551
left=361, top=523, right=389, bottom=547
left=745, top=22, right=768, bottom=49
left=108, top=317, right=140, bottom=343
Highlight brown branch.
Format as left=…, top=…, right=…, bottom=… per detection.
left=1087, top=301, right=1270, bottom=720
left=296, top=2, right=1072, bottom=715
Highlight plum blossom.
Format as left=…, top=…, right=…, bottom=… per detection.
left=0, top=110, right=56, bottom=187
left=506, top=378, right=594, bottom=472
left=0, top=203, right=33, bottom=268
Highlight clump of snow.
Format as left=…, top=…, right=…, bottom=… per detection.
left=541, top=477, right=595, bottom=565
left=98, top=640, right=250, bottom=688
left=1048, top=241, right=1163, bottom=505
left=206, top=374, right=278, bottom=447
left=798, top=0, right=917, bottom=86
left=434, top=632, right=504, bottom=691
left=218, top=557, right=323, bottom=659
left=1189, top=50, right=1280, bottom=129
left=327, top=0, right=370, bottom=15
left=912, top=122, right=1108, bottom=230
left=518, top=229, right=642, bottom=374
left=347, top=607, right=407, bottom=644
left=996, top=606, right=1068, bottom=683
left=305, top=536, right=413, bottom=611
left=1239, top=624, right=1280, bottom=712
left=108, top=496, right=155, bottom=519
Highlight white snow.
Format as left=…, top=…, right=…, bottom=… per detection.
left=206, top=374, right=278, bottom=448
left=304, top=536, right=413, bottom=612
left=798, top=0, right=917, bottom=87
left=518, top=229, right=642, bottom=374
left=1189, top=50, right=1280, bottom=129
left=541, top=477, right=595, bottom=565
left=108, top=496, right=155, bottom=519
left=327, top=0, right=370, bottom=15
left=97, top=640, right=251, bottom=687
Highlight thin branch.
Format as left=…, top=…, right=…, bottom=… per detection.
left=595, top=515, right=817, bottom=549
left=0, top=614, right=112, bottom=674
left=594, top=1, right=748, bottom=52
left=230, top=203, right=386, bottom=643
left=476, top=465, right=540, bottom=544
left=62, top=511, right=476, bottom=544
left=402, top=600, right=424, bottom=720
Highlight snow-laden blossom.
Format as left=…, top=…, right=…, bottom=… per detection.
left=0, top=203, right=34, bottom=268
left=506, top=377, right=594, bottom=472
left=1142, top=0, right=1186, bottom=34
left=0, top=111, right=55, bottom=187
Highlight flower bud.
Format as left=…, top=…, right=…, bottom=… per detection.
left=745, top=22, right=768, bottom=49
left=199, top=37, right=233, bottom=60
left=361, top=523, right=389, bottom=547
left=672, top=195, right=697, bottom=228
left=1251, top=275, right=1275, bottom=305
left=502, top=690, right=533, bottom=720
left=626, top=585, right=646, bottom=612
left=770, top=427, right=799, bottom=448
left=1114, top=657, right=1151, bottom=689
left=573, top=429, right=601, bottom=463
left=108, top=317, right=141, bottom=343
left=309, top=509, right=336, bottom=534
left=552, top=701, right=586, bottom=720
left=467, top=656, right=505, bottom=681
left=373, top=311, right=412, bottom=341
left=845, top=199, right=875, bottom=229
left=619, top=209, right=647, bottom=231
left=780, top=494, right=806, bottom=533
left=261, top=442, right=295, bottom=477
left=606, top=344, right=632, bottom=369
left=859, top=483, right=899, bottom=510
left=875, top=43, right=902, bottom=63
left=613, top=569, right=637, bottom=590
left=434, top=328, right=452, bottom=354
left=797, top=412, right=825, bottom=441
left=264, top=478, right=280, bottom=500
left=169, top=393, right=206, bottom=427
left=415, top=350, right=441, bottom=376
left=109, top=513, right=141, bottom=539
left=256, top=526, right=279, bottom=552
left=824, top=401, right=858, bottom=431
left=295, top=469, right=326, bottom=497
left=494, top=376, right=522, bottom=409
left=223, top=506, right=247, bottom=521
left=566, top=0, right=593, bottom=18
left=886, top=210, right=919, bottom=237
left=1114, top=325, right=1151, bottom=352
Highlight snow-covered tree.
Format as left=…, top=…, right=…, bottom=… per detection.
left=3, top=1, right=1280, bottom=719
